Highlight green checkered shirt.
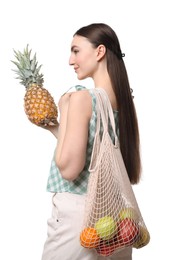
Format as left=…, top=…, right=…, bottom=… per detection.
left=46, top=85, right=119, bottom=194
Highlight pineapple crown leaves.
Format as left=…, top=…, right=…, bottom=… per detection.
left=11, top=44, right=44, bottom=89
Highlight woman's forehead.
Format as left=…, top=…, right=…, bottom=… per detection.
left=71, top=35, right=89, bottom=47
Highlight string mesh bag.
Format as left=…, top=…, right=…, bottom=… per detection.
left=80, top=88, right=150, bottom=257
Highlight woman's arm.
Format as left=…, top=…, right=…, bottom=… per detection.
left=55, top=90, right=92, bottom=181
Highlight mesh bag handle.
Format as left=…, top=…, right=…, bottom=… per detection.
left=80, top=88, right=150, bottom=256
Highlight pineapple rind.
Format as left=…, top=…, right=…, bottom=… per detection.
left=24, top=85, right=58, bottom=126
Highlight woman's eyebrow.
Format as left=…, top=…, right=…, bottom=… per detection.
left=71, top=45, right=78, bottom=51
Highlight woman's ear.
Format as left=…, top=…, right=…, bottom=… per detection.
left=96, top=44, right=106, bottom=61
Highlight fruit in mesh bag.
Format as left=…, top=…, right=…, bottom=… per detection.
left=95, top=216, right=117, bottom=240
left=96, top=240, right=117, bottom=256
left=80, top=227, right=100, bottom=248
left=119, top=207, right=138, bottom=221
left=12, top=45, right=58, bottom=126
left=116, top=218, right=139, bottom=246
left=133, top=226, right=150, bottom=249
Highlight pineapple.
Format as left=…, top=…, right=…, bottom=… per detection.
left=12, top=45, right=58, bottom=126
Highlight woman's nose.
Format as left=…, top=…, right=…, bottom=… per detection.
left=69, top=55, right=74, bottom=66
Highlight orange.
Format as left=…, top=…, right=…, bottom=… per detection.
left=80, top=227, right=100, bottom=248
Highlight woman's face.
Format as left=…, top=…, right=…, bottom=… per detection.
left=69, top=35, right=98, bottom=80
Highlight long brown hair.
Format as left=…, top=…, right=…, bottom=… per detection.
left=74, top=23, right=141, bottom=184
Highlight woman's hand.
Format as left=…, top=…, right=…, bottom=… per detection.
left=43, top=123, right=60, bottom=138
left=38, top=93, right=72, bottom=139
left=39, top=121, right=60, bottom=139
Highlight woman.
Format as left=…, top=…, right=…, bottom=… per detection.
left=41, top=23, right=141, bottom=260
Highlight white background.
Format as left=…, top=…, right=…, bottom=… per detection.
left=0, top=0, right=168, bottom=259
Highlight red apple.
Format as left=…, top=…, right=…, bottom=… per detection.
left=96, top=237, right=122, bottom=256
left=96, top=241, right=117, bottom=256
left=117, top=218, right=139, bottom=246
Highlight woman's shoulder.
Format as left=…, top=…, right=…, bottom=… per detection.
left=69, top=89, right=92, bottom=118
left=70, top=88, right=92, bottom=102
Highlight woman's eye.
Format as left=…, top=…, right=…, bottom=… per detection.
left=73, top=50, right=79, bottom=54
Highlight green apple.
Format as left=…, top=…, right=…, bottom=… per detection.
left=119, top=207, right=138, bottom=221
left=95, top=216, right=117, bottom=240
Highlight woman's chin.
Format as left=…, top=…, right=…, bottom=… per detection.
left=77, top=74, right=87, bottom=80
